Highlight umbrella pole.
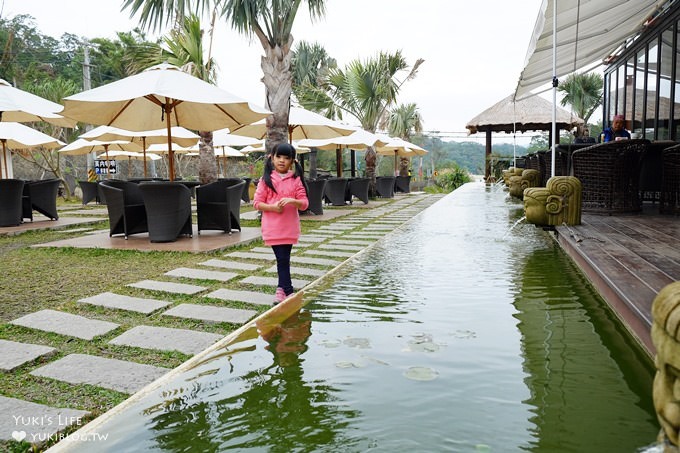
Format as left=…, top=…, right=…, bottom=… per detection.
left=142, top=137, right=148, bottom=178
left=165, top=104, right=175, bottom=181
left=0, top=140, right=6, bottom=179
left=394, top=150, right=398, bottom=177
left=336, top=146, right=342, bottom=177
left=104, top=144, right=111, bottom=179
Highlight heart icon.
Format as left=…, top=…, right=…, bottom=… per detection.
left=12, top=430, right=26, bottom=442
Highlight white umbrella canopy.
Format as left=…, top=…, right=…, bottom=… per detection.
left=0, top=78, right=75, bottom=128
left=230, top=106, right=356, bottom=142
left=212, top=129, right=262, bottom=147
left=0, top=122, right=66, bottom=178
left=80, top=125, right=199, bottom=148
left=374, top=136, right=428, bottom=156
left=58, top=138, right=143, bottom=156
left=95, top=150, right=161, bottom=161
left=241, top=140, right=310, bottom=154
left=61, top=63, right=271, bottom=179
left=297, top=128, right=388, bottom=151
left=146, top=143, right=198, bottom=154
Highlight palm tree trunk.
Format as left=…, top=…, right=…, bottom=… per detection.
left=261, top=42, right=293, bottom=153
left=365, top=147, right=377, bottom=196
left=198, top=131, right=218, bottom=184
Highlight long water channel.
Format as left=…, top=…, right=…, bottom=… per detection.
left=55, top=182, right=659, bottom=452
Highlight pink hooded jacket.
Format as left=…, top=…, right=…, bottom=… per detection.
left=253, top=171, right=309, bottom=246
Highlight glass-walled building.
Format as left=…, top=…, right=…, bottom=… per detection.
left=604, top=2, right=680, bottom=140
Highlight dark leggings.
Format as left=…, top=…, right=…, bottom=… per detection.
left=272, top=244, right=294, bottom=295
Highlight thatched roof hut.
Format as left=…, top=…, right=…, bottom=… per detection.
left=466, top=94, right=583, bottom=134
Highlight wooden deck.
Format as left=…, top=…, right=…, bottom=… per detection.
left=554, top=208, right=680, bottom=356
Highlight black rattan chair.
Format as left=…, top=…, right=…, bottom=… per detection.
left=324, top=178, right=348, bottom=206
left=99, top=180, right=148, bottom=239
left=347, top=178, right=370, bottom=204
left=0, top=179, right=25, bottom=227
left=394, top=175, right=411, bottom=193
left=22, top=179, right=60, bottom=221
left=571, top=139, right=649, bottom=214
left=197, top=179, right=245, bottom=234
left=78, top=180, right=101, bottom=205
left=375, top=176, right=395, bottom=198
left=661, top=144, right=680, bottom=215
left=139, top=182, right=193, bottom=242
left=303, top=179, right=326, bottom=215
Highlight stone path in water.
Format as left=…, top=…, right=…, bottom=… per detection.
left=0, top=192, right=443, bottom=444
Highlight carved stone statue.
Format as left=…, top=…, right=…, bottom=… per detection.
left=509, top=169, right=541, bottom=199
left=652, top=282, right=680, bottom=450
left=524, top=176, right=582, bottom=226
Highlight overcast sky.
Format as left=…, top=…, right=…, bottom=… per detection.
left=1, top=0, right=548, bottom=143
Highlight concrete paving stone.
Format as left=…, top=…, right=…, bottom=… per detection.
left=205, top=289, right=274, bottom=306
left=265, top=265, right=326, bottom=277
left=363, top=225, right=395, bottom=230
left=224, top=251, right=276, bottom=261
left=318, top=243, right=365, bottom=251
left=290, top=256, right=342, bottom=267
left=30, top=354, right=168, bottom=394
left=298, top=235, right=329, bottom=243
left=198, top=259, right=261, bottom=271
left=347, top=233, right=384, bottom=239
left=317, top=225, right=353, bottom=231
left=109, top=325, right=223, bottom=355
left=78, top=292, right=171, bottom=314
left=327, top=239, right=373, bottom=246
left=127, top=279, right=207, bottom=295
left=249, top=247, right=276, bottom=255
left=240, top=210, right=259, bottom=220
left=30, top=354, right=170, bottom=393
left=293, top=241, right=312, bottom=248
left=165, top=267, right=238, bottom=282
left=163, top=303, right=256, bottom=324
left=0, top=395, right=90, bottom=443
left=240, top=275, right=311, bottom=288
left=0, top=340, right=56, bottom=372
left=10, top=310, right=119, bottom=340
left=304, top=249, right=355, bottom=258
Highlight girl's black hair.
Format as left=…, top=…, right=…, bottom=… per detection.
left=262, top=143, right=307, bottom=194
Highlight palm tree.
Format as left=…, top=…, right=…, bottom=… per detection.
left=297, top=51, right=423, bottom=192
left=558, top=71, right=603, bottom=137
left=122, top=0, right=327, bottom=154
left=127, top=14, right=220, bottom=183
left=387, top=103, right=423, bottom=176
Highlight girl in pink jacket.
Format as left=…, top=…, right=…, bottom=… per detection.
left=253, top=143, right=309, bottom=304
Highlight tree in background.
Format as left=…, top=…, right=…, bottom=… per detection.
left=123, top=0, right=327, bottom=154
left=387, top=103, right=423, bottom=176
left=558, top=71, right=603, bottom=137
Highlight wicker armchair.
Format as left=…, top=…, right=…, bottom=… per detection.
left=197, top=179, right=245, bottom=234
left=22, top=179, right=60, bottom=221
left=347, top=178, right=370, bottom=204
left=395, top=175, right=411, bottom=193
left=324, top=178, right=348, bottom=206
left=571, top=139, right=649, bottom=214
left=99, top=180, right=148, bottom=239
left=139, top=182, right=193, bottom=242
left=303, top=179, right=326, bottom=215
left=78, top=180, right=101, bottom=205
left=0, top=179, right=25, bottom=227
left=375, top=176, right=395, bottom=198
left=661, top=144, right=680, bottom=215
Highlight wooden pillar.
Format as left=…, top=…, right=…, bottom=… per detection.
left=485, top=129, right=492, bottom=181
left=350, top=150, right=356, bottom=177
left=336, top=147, right=343, bottom=177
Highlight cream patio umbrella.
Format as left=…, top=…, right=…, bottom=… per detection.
left=95, top=150, right=162, bottom=178
left=0, top=78, right=75, bottom=128
left=0, top=122, right=65, bottom=178
left=374, top=136, right=428, bottom=176
left=230, top=106, right=355, bottom=143
left=61, top=63, right=271, bottom=181
left=212, top=129, right=262, bottom=147
left=59, top=139, right=143, bottom=178
left=80, top=125, right=199, bottom=177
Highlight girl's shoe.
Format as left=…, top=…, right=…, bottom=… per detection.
left=273, top=287, right=286, bottom=304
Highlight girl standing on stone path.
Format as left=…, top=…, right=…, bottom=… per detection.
left=253, top=143, right=309, bottom=304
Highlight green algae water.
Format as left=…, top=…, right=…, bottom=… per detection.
left=55, top=183, right=658, bottom=452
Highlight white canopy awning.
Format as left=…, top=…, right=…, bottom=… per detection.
left=515, top=0, right=671, bottom=100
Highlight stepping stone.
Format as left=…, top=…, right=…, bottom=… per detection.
left=165, top=267, right=238, bottom=282
left=78, top=292, right=170, bottom=314
left=0, top=340, right=56, bottom=372
left=224, top=251, right=275, bottom=261
left=363, top=225, right=395, bottom=230
left=328, top=239, right=373, bottom=246
left=298, top=235, right=329, bottom=243
left=0, top=395, right=89, bottom=443
left=304, top=249, right=354, bottom=258
left=10, top=310, right=119, bottom=340
left=250, top=247, right=276, bottom=254
left=240, top=276, right=310, bottom=288
left=199, top=259, right=261, bottom=271
left=318, top=225, right=353, bottom=231
left=205, top=289, right=274, bottom=306
left=265, top=265, right=326, bottom=277
left=240, top=210, right=259, bottom=220
left=291, top=256, right=342, bottom=267
left=109, top=325, right=222, bottom=355
left=319, top=243, right=365, bottom=251
left=127, top=280, right=206, bottom=295
left=163, top=303, right=256, bottom=324
left=30, top=354, right=167, bottom=394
